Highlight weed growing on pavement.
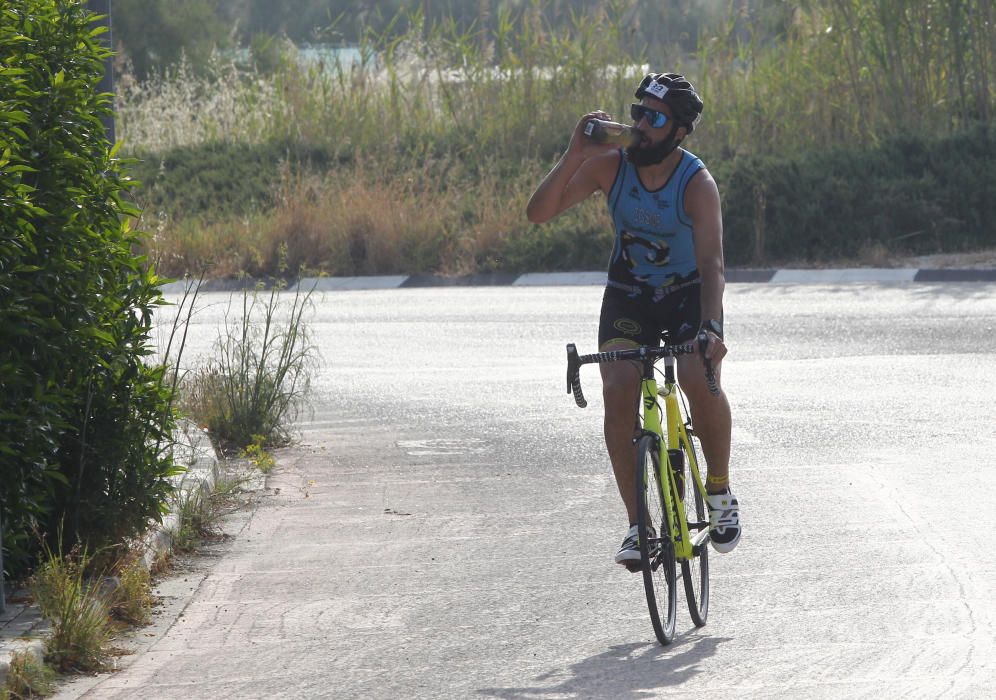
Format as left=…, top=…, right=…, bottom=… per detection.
left=169, top=467, right=258, bottom=552
left=169, top=488, right=217, bottom=553
left=241, top=435, right=275, bottom=474
left=212, top=469, right=256, bottom=504
left=31, top=546, right=111, bottom=673
left=109, top=551, right=153, bottom=626
left=180, top=264, right=317, bottom=452
left=1, top=649, right=56, bottom=699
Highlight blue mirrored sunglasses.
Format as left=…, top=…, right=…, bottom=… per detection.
left=630, top=103, right=669, bottom=129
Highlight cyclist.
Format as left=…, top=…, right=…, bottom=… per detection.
left=526, top=72, right=741, bottom=565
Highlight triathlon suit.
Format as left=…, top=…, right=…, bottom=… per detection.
left=597, top=148, right=707, bottom=349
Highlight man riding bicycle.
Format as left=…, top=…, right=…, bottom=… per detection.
left=526, top=72, right=741, bottom=565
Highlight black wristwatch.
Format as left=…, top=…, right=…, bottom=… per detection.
left=701, top=319, right=724, bottom=340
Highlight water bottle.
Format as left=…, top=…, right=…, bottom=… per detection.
left=584, top=119, right=640, bottom=148
left=668, top=449, right=685, bottom=494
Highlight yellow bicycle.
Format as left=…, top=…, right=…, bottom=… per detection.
left=566, top=337, right=712, bottom=645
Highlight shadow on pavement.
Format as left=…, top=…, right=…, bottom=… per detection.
left=479, top=634, right=732, bottom=699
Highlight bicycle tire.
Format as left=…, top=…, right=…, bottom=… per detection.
left=678, top=435, right=710, bottom=626
left=636, top=434, right=677, bottom=645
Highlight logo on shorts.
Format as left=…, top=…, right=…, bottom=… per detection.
left=614, top=318, right=642, bottom=336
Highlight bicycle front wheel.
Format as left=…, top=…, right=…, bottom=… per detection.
left=678, top=436, right=710, bottom=627
left=636, top=434, right=677, bottom=645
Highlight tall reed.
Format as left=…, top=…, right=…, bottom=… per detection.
left=698, top=0, right=994, bottom=155
left=119, top=2, right=994, bottom=275
left=119, top=2, right=993, bottom=162
left=119, top=6, right=647, bottom=162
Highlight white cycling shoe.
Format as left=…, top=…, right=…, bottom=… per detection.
left=707, top=490, right=741, bottom=553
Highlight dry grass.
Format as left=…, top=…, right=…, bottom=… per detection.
left=109, top=552, right=153, bottom=626
left=117, top=54, right=280, bottom=151
left=123, top=4, right=993, bottom=277
left=150, top=160, right=566, bottom=278
left=1, top=650, right=56, bottom=700
left=151, top=216, right=257, bottom=278
left=32, top=548, right=111, bottom=673
left=270, top=167, right=458, bottom=276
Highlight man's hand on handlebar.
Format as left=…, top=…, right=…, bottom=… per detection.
left=697, top=328, right=727, bottom=364
left=695, top=330, right=724, bottom=397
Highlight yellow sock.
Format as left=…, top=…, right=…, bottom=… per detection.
left=706, top=474, right=729, bottom=493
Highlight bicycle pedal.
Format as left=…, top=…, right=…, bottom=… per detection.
left=624, top=561, right=642, bottom=573
left=691, top=528, right=712, bottom=548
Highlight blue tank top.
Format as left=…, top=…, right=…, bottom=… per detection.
left=606, top=149, right=705, bottom=297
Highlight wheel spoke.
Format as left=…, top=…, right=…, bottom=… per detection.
left=680, top=435, right=710, bottom=627
left=635, top=435, right=677, bottom=645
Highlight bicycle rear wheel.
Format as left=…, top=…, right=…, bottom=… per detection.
left=678, top=435, right=710, bottom=626
left=636, top=434, right=677, bottom=645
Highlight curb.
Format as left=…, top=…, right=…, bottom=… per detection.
left=0, top=421, right=221, bottom=689
left=158, top=268, right=996, bottom=294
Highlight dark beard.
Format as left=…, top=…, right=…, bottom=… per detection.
left=626, top=127, right=680, bottom=166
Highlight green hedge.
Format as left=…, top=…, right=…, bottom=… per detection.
left=1, top=1, right=178, bottom=578
left=126, top=125, right=994, bottom=275
left=127, top=140, right=343, bottom=222
left=717, top=124, right=996, bottom=265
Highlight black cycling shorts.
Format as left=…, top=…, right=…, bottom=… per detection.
left=597, top=283, right=702, bottom=349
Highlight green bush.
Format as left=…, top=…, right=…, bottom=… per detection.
left=717, top=124, right=996, bottom=265
left=0, top=1, right=179, bottom=578
left=496, top=209, right=612, bottom=274
left=127, top=139, right=343, bottom=223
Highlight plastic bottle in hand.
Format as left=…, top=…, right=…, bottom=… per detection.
left=584, top=119, right=640, bottom=148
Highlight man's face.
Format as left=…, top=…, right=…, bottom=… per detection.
left=626, top=97, right=686, bottom=166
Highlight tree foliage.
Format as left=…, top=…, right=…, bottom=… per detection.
left=113, top=0, right=233, bottom=79
left=0, top=0, right=179, bottom=578
left=111, top=0, right=728, bottom=78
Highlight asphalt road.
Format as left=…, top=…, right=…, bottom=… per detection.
left=54, top=283, right=996, bottom=698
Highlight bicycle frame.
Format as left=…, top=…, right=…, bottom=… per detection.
left=564, top=341, right=712, bottom=559
left=566, top=340, right=712, bottom=640
left=639, top=355, right=710, bottom=562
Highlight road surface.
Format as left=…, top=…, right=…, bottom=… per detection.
left=54, top=283, right=996, bottom=698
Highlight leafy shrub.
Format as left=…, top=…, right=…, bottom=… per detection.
left=717, top=124, right=996, bottom=265
left=0, top=1, right=180, bottom=577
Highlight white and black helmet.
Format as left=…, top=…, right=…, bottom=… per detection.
left=635, top=73, right=704, bottom=133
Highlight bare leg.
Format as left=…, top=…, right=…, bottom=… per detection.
left=677, top=353, right=731, bottom=494
left=600, top=344, right=643, bottom=523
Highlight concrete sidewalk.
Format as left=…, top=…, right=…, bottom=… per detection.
left=0, top=421, right=220, bottom=689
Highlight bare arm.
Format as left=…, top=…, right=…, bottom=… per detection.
left=526, top=111, right=618, bottom=224
left=685, top=169, right=727, bottom=361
